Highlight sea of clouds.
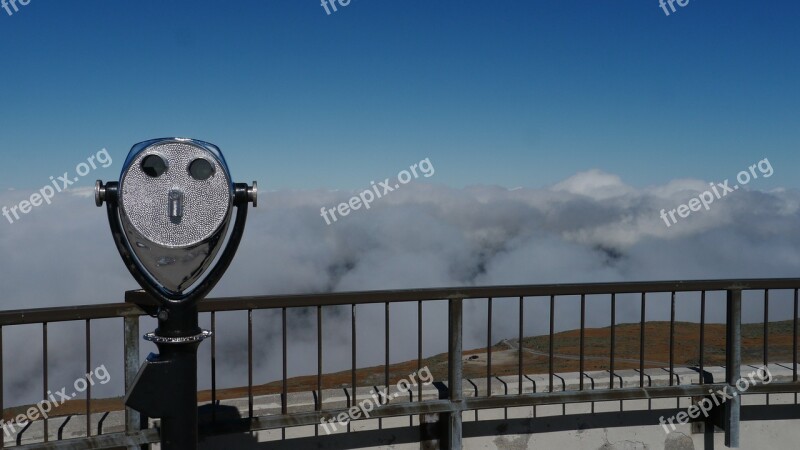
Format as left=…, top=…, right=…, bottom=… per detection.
left=1, top=170, right=798, bottom=405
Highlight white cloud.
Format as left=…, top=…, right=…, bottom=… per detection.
left=551, top=169, right=636, bottom=200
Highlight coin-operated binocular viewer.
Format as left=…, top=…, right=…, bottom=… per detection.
left=96, top=138, right=257, bottom=449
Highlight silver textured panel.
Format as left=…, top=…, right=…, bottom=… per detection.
left=120, top=141, right=232, bottom=248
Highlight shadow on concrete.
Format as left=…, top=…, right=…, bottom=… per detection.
left=195, top=402, right=422, bottom=449
left=192, top=403, right=800, bottom=449
left=198, top=403, right=260, bottom=450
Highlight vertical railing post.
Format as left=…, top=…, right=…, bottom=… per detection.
left=124, top=315, right=143, bottom=449
left=725, top=289, right=742, bottom=448
left=447, top=298, right=463, bottom=449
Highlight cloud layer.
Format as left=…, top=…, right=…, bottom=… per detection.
left=1, top=170, right=799, bottom=405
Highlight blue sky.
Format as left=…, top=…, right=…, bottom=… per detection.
left=0, top=0, right=798, bottom=191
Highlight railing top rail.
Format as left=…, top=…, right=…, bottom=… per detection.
left=2, top=277, right=799, bottom=326
left=146, top=277, right=800, bottom=310
left=0, top=303, right=143, bottom=326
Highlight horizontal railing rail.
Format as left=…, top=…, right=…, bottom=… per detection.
left=131, top=277, right=800, bottom=309
left=1, top=277, right=798, bottom=325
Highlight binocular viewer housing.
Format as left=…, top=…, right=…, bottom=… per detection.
left=96, top=138, right=256, bottom=306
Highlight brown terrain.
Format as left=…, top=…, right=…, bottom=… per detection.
left=4, top=320, right=795, bottom=421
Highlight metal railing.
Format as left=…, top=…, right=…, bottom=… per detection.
left=1, top=278, right=799, bottom=449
